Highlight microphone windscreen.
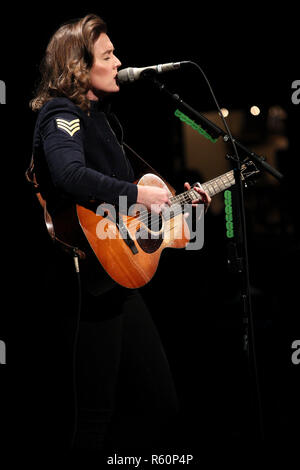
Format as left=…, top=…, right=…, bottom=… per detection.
left=117, top=68, right=132, bottom=83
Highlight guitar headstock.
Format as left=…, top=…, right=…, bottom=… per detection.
left=241, top=160, right=260, bottom=188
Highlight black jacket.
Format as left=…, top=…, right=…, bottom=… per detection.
left=32, top=97, right=138, bottom=213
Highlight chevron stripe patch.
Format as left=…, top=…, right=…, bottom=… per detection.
left=56, top=118, right=80, bottom=137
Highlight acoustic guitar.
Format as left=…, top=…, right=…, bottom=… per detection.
left=26, top=154, right=258, bottom=289
left=72, top=161, right=258, bottom=288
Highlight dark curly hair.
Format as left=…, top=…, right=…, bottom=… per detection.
left=30, top=14, right=107, bottom=113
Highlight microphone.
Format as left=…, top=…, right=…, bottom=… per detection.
left=117, top=61, right=189, bottom=84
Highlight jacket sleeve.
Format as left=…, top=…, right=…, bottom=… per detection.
left=38, top=100, right=138, bottom=208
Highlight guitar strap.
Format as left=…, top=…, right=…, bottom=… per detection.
left=123, top=142, right=175, bottom=195
left=25, top=153, right=46, bottom=210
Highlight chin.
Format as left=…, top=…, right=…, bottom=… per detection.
left=104, top=85, right=120, bottom=94
left=112, top=82, right=120, bottom=92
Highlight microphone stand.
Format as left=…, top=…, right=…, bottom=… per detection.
left=145, top=75, right=283, bottom=181
left=142, top=71, right=284, bottom=440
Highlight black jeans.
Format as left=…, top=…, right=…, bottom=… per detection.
left=33, top=250, right=178, bottom=451
left=74, top=287, right=179, bottom=450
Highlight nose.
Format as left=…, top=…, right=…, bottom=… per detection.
left=114, top=54, right=122, bottom=68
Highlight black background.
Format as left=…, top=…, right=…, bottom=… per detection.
left=1, top=3, right=299, bottom=460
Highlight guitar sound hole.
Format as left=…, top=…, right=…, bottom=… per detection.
left=135, top=213, right=163, bottom=253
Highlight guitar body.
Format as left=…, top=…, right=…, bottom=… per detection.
left=76, top=173, right=190, bottom=288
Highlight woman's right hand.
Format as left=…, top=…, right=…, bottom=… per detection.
left=136, top=185, right=171, bottom=214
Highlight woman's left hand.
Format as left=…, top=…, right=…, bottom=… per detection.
left=184, top=182, right=211, bottom=213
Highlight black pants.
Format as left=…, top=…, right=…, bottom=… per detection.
left=74, top=287, right=179, bottom=450
left=32, top=249, right=179, bottom=452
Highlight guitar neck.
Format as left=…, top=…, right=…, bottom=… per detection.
left=201, top=169, right=236, bottom=197
left=170, top=169, right=235, bottom=206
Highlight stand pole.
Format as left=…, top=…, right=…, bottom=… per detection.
left=143, top=73, right=283, bottom=440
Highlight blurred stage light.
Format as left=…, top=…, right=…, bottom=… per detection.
left=250, top=105, right=260, bottom=116
left=220, top=108, right=229, bottom=117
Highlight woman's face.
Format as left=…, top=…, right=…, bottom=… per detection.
left=87, top=33, right=121, bottom=99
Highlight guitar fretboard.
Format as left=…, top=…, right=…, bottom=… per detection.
left=170, top=169, right=235, bottom=207
left=134, top=169, right=237, bottom=232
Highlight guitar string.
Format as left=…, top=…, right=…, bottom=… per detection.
left=127, top=166, right=255, bottom=241
left=124, top=181, right=234, bottom=236
left=98, top=172, right=236, bottom=239
left=128, top=189, right=211, bottom=235
left=126, top=190, right=199, bottom=232
left=97, top=173, right=236, bottom=241
left=125, top=171, right=235, bottom=231
left=125, top=190, right=195, bottom=226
